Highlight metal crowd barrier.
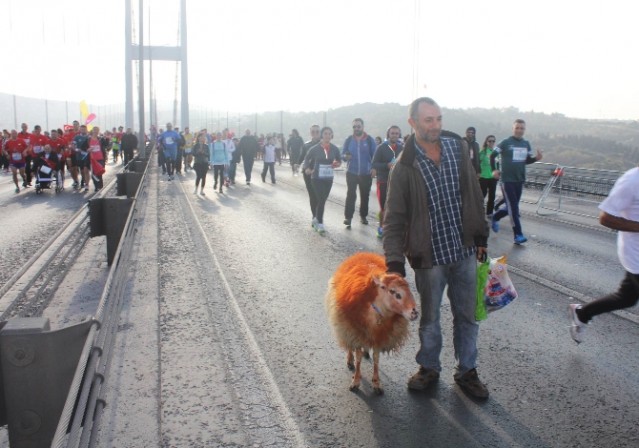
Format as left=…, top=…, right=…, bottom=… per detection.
left=524, top=162, right=621, bottom=218
left=0, top=150, right=152, bottom=448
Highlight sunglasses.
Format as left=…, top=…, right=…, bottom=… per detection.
left=487, top=139, right=495, bottom=143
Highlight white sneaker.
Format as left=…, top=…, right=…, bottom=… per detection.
left=312, top=217, right=318, bottom=229
left=568, top=304, right=586, bottom=343
left=317, top=223, right=326, bottom=235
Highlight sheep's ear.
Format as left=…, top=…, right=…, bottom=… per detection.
left=372, top=276, right=385, bottom=289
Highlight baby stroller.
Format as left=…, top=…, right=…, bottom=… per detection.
left=34, top=151, right=61, bottom=194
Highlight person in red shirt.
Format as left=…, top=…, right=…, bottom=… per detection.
left=87, top=126, right=105, bottom=192
left=49, top=129, right=67, bottom=188
left=29, top=125, right=50, bottom=159
left=64, top=121, right=81, bottom=187
left=3, top=130, right=28, bottom=193
left=18, top=123, right=33, bottom=185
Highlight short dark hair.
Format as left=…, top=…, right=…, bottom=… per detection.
left=352, top=118, right=364, bottom=126
left=514, top=119, right=526, bottom=125
left=386, top=125, right=401, bottom=138
left=319, top=126, right=333, bottom=138
left=409, top=97, right=439, bottom=121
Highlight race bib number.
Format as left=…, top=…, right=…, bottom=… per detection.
left=318, top=164, right=334, bottom=179
left=11, top=152, right=22, bottom=161
left=90, top=145, right=101, bottom=153
left=512, top=146, right=528, bottom=162
left=40, top=165, right=52, bottom=175
left=185, top=148, right=192, bottom=154
left=33, top=146, right=43, bottom=154
left=165, top=137, right=174, bottom=145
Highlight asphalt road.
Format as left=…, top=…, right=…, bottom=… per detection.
left=1, top=159, right=637, bottom=447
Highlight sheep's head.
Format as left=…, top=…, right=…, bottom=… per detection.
left=373, top=274, right=418, bottom=321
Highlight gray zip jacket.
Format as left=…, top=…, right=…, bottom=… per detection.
left=383, top=132, right=488, bottom=271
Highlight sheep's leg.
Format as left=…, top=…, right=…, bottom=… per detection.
left=349, top=348, right=363, bottom=391
left=346, top=350, right=355, bottom=371
left=372, top=349, right=383, bottom=395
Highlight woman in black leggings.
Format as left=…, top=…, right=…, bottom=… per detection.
left=302, top=126, right=341, bottom=235
left=192, top=134, right=210, bottom=195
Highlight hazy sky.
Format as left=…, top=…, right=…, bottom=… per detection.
left=1, top=0, right=638, bottom=120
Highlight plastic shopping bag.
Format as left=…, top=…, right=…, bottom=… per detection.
left=484, top=255, right=518, bottom=312
left=475, top=260, right=490, bottom=321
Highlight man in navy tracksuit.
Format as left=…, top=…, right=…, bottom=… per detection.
left=341, top=118, right=377, bottom=228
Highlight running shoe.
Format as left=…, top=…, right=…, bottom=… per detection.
left=317, top=223, right=326, bottom=235
left=193, top=187, right=198, bottom=194
left=15, top=187, right=20, bottom=193
left=312, top=217, right=318, bottom=228
left=377, top=226, right=383, bottom=238
left=514, top=234, right=528, bottom=245
left=491, top=216, right=500, bottom=233
left=343, top=218, right=352, bottom=229
left=361, top=217, right=369, bottom=225
left=568, top=304, right=586, bottom=343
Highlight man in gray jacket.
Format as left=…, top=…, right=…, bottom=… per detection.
left=383, top=97, right=490, bottom=399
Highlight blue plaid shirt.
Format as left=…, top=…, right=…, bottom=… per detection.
left=414, top=137, right=474, bottom=266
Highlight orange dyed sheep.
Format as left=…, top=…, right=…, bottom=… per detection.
left=325, top=252, right=418, bottom=394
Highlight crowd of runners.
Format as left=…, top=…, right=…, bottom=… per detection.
left=149, top=113, right=544, bottom=244
left=1, top=121, right=139, bottom=194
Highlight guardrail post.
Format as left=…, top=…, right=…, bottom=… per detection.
left=0, top=318, right=93, bottom=447
left=89, top=198, right=134, bottom=265
left=129, top=160, right=147, bottom=173
left=116, top=172, right=143, bottom=198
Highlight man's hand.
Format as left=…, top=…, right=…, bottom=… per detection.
left=476, top=247, right=488, bottom=262
left=536, top=148, right=543, bottom=161
left=386, top=261, right=406, bottom=278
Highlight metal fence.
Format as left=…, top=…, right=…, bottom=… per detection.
left=523, top=162, right=621, bottom=218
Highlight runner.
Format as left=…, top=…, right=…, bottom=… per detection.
left=18, top=123, right=33, bottom=185
left=73, top=125, right=91, bottom=192
left=302, top=126, right=342, bottom=235
left=3, top=130, right=28, bottom=193
left=49, top=129, right=67, bottom=189
left=88, top=127, right=106, bottom=192
left=158, top=123, right=180, bottom=181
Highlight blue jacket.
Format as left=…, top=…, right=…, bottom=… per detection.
left=209, top=141, right=229, bottom=165
left=341, top=133, right=376, bottom=176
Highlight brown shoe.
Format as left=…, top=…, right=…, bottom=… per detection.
left=454, top=368, right=489, bottom=399
left=407, top=367, right=440, bottom=390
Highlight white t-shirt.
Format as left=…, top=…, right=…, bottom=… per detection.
left=599, top=167, right=639, bottom=274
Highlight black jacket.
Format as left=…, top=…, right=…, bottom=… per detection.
left=372, top=141, right=403, bottom=182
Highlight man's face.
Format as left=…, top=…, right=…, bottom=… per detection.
left=73, top=121, right=80, bottom=131
left=21, top=123, right=28, bottom=132
left=352, top=120, right=364, bottom=137
left=80, top=126, right=88, bottom=134
left=409, top=102, right=442, bottom=144
left=310, top=126, right=320, bottom=140
left=513, top=122, right=526, bottom=139
left=388, top=128, right=401, bottom=144
left=166, top=123, right=173, bottom=131
left=465, top=129, right=475, bottom=141
left=51, top=131, right=58, bottom=139
left=127, top=128, right=132, bottom=134
left=33, top=127, right=41, bottom=135
left=11, top=130, right=17, bottom=139
left=245, top=129, right=251, bottom=136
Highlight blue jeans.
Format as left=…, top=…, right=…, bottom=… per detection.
left=414, top=254, right=478, bottom=374
left=493, top=181, right=524, bottom=236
